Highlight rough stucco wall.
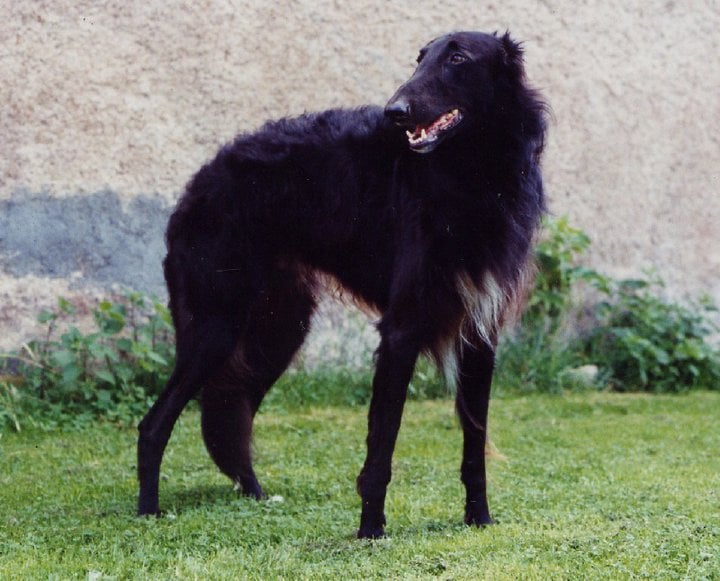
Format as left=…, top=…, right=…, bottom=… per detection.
left=1, top=0, right=719, bottom=350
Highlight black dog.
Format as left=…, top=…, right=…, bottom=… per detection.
left=137, top=30, right=547, bottom=538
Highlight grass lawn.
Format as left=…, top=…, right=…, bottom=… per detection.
left=1, top=391, right=718, bottom=579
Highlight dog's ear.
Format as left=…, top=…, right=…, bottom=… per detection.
left=499, top=31, right=524, bottom=70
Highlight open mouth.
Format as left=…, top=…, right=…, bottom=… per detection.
left=405, top=109, right=463, bottom=152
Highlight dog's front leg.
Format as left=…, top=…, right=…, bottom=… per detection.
left=356, top=326, right=420, bottom=539
left=455, top=339, right=495, bottom=527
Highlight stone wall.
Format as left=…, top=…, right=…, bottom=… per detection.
left=2, top=0, right=719, bottom=349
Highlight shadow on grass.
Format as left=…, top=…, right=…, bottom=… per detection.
left=89, top=485, right=238, bottom=519
left=397, top=518, right=474, bottom=537
left=160, top=483, right=247, bottom=514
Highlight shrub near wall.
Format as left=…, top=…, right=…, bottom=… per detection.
left=496, top=217, right=720, bottom=394
left=583, top=277, right=720, bottom=392
left=495, top=216, right=606, bottom=394
left=0, top=292, right=174, bottom=430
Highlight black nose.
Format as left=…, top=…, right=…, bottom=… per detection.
left=384, top=98, right=412, bottom=123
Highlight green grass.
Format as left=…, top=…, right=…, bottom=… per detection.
left=1, top=392, right=718, bottom=579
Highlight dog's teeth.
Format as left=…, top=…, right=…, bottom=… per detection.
left=406, top=130, right=413, bottom=139
left=421, top=128, right=427, bottom=139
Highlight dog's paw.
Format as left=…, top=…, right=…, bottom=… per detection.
left=464, top=513, right=495, bottom=527
left=234, top=478, right=264, bottom=500
left=137, top=497, right=161, bottom=517
left=356, top=524, right=386, bottom=539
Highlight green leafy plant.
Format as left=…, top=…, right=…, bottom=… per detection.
left=0, top=291, right=174, bottom=431
left=584, top=276, right=720, bottom=392
left=495, top=216, right=600, bottom=394
left=497, top=216, right=720, bottom=394
left=524, top=215, right=599, bottom=332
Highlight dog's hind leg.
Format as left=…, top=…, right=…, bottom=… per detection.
left=454, top=338, right=496, bottom=527
left=200, top=269, right=316, bottom=499
left=137, top=312, right=241, bottom=516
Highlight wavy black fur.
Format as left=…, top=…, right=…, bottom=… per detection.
left=137, top=30, right=547, bottom=538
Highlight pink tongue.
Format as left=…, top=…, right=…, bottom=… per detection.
left=409, top=111, right=458, bottom=142
left=412, top=122, right=435, bottom=139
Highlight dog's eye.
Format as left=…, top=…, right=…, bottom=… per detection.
left=449, top=53, right=467, bottom=65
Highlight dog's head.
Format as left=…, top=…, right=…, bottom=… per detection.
left=385, top=31, right=525, bottom=154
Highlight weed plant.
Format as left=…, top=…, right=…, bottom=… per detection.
left=495, top=217, right=598, bottom=394
left=496, top=216, right=719, bottom=394
left=0, top=292, right=174, bottom=431
left=583, top=276, right=720, bottom=392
